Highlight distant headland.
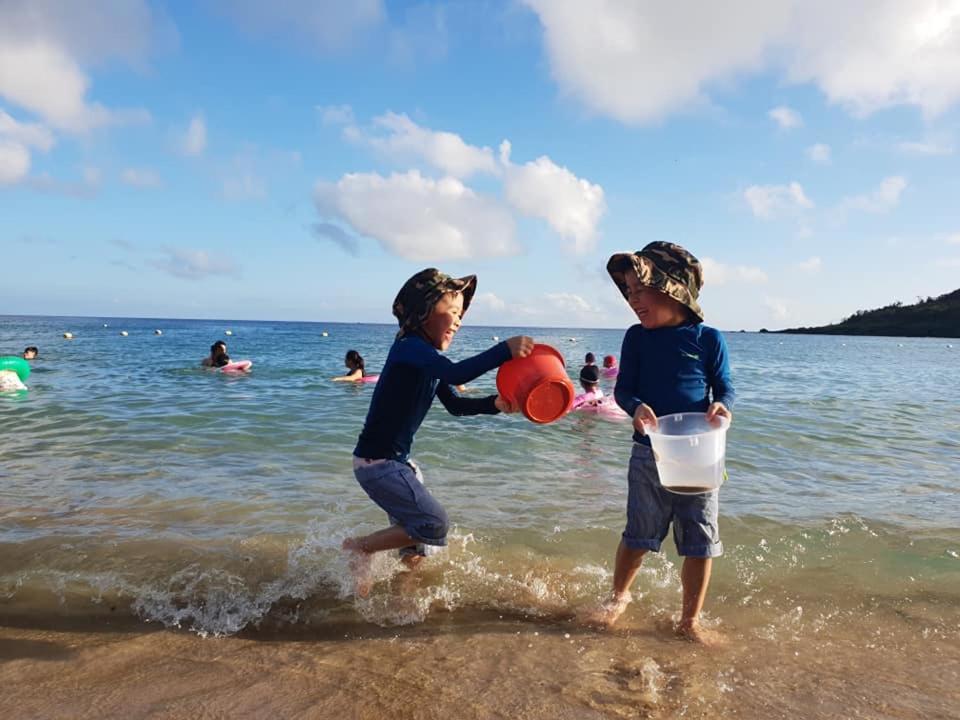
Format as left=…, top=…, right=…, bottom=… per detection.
left=772, top=288, right=960, bottom=338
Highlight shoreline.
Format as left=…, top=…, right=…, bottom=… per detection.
left=2, top=602, right=958, bottom=720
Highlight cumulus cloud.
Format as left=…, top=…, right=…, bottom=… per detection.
left=349, top=112, right=498, bottom=178
left=0, top=1, right=157, bottom=132
left=500, top=141, right=606, bottom=254
left=797, top=256, right=823, bottom=272
left=178, top=114, right=207, bottom=156
left=807, top=143, right=832, bottom=164
left=701, top=257, right=769, bottom=286
left=314, top=170, right=518, bottom=261
left=841, top=175, right=907, bottom=213
left=0, top=110, right=55, bottom=151
left=121, top=167, right=161, bottom=188
left=0, top=140, right=31, bottom=185
left=149, top=247, right=239, bottom=280
left=769, top=105, right=803, bottom=129
left=744, top=181, right=814, bottom=218
left=474, top=292, right=507, bottom=312
left=0, top=110, right=57, bottom=186
left=523, top=0, right=960, bottom=123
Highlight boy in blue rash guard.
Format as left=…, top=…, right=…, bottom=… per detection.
left=590, top=242, right=734, bottom=644
left=342, top=268, right=534, bottom=596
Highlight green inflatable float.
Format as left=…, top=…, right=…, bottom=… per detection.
left=0, top=356, right=30, bottom=382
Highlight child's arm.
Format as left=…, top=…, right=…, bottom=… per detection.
left=331, top=369, right=363, bottom=382
left=397, top=336, right=532, bottom=386
left=613, top=326, right=645, bottom=417
left=614, top=326, right=658, bottom=433
left=435, top=384, right=502, bottom=416
left=704, top=329, right=735, bottom=422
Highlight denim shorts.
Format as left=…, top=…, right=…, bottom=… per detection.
left=352, top=456, right=448, bottom=557
left=622, top=443, right=723, bottom=558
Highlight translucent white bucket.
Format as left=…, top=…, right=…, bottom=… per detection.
left=646, top=412, right=730, bottom=494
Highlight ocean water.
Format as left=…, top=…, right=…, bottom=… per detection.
left=2, top=315, right=958, bottom=718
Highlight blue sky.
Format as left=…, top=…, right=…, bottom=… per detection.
left=2, top=0, right=959, bottom=330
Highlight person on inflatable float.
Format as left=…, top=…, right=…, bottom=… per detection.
left=201, top=341, right=230, bottom=368
left=333, top=350, right=369, bottom=382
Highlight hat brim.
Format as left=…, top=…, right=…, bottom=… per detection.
left=607, top=252, right=704, bottom=321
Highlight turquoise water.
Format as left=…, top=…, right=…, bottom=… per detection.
left=1, top=315, right=958, bottom=637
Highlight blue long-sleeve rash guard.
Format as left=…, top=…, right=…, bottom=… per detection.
left=614, top=322, right=735, bottom=446
left=354, top=335, right=512, bottom=462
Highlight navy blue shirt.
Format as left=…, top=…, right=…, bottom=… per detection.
left=354, top=335, right=512, bottom=462
left=614, top=322, right=735, bottom=445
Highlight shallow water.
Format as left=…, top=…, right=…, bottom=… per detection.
left=1, top=315, right=958, bottom=717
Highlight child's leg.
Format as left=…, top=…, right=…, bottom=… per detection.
left=587, top=444, right=669, bottom=627
left=346, top=459, right=449, bottom=596
left=612, top=538, right=647, bottom=599
left=678, top=557, right=712, bottom=635
left=672, top=490, right=722, bottom=644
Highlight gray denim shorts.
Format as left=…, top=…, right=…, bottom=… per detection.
left=622, top=443, right=723, bottom=558
left=352, top=457, right=447, bottom=557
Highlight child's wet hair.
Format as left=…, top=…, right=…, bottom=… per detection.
left=585, top=352, right=595, bottom=364
left=579, top=365, right=600, bottom=385
left=345, top=349, right=365, bottom=373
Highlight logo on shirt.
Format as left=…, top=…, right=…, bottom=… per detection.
left=680, top=351, right=701, bottom=361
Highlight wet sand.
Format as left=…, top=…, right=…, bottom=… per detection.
left=2, top=603, right=958, bottom=720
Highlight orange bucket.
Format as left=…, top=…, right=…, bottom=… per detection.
left=496, top=344, right=575, bottom=424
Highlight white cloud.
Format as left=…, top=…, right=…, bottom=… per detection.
left=807, top=143, right=832, bottom=164
left=764, top=296, right=789, bottom=320
left=769, top=105, right=803, bottom=129
left=149, top=247, right=239, bottom=280
left=0, top=110, right=55, bottom=151
left=523, top=0, right=960, bottom=123
left=701, top=257, right=769, bottom=286
left=500, top=141, right=606, bottom=254
left=121, top=167, right=160, bottom=188
left=744, top=181, right=813, bottom=219
left=179, top=114, right=207, bottom=156
left=896, top=138, right=955, bottom=156
left=0, top=139, right=31, bottom=185
left=318, top=104, right=355, bottom=126
left=543, top=292, right=596, bottom=314
left=474, top=292, right=507, bottom=312
left=797, top=256, right=823, bottom=272
left=0, top=1, right=157, bottom=132
left=215, top=0, right=385, bottom=53
left=314, top=170, right=518, bottom=261
left=945, top=233, right=960, bottom=245
left=841, top=175, right=907, bottom=213
left=351, top=112, right=498, bottom=178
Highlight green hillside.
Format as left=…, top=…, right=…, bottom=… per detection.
left=778, top=288, right=960, bottom=338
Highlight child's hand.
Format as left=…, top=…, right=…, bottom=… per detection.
left=633, top=404, right=658, bottom=435
left=506, top=336, right=535, bottom=358
left=495, top=395, right=519, bottom=413
left=706, top=402, right=732, bottom=425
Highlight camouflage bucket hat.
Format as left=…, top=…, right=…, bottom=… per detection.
left=392, top=268, right=478, bottom=338
left=606, top=241, right=704, bottom=321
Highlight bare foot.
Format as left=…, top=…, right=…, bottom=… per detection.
left=582, top=592, right=632, bottom=629
left=341, top=538, right=373, bottom=598
left=675, top=619, right=725, bottom=646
